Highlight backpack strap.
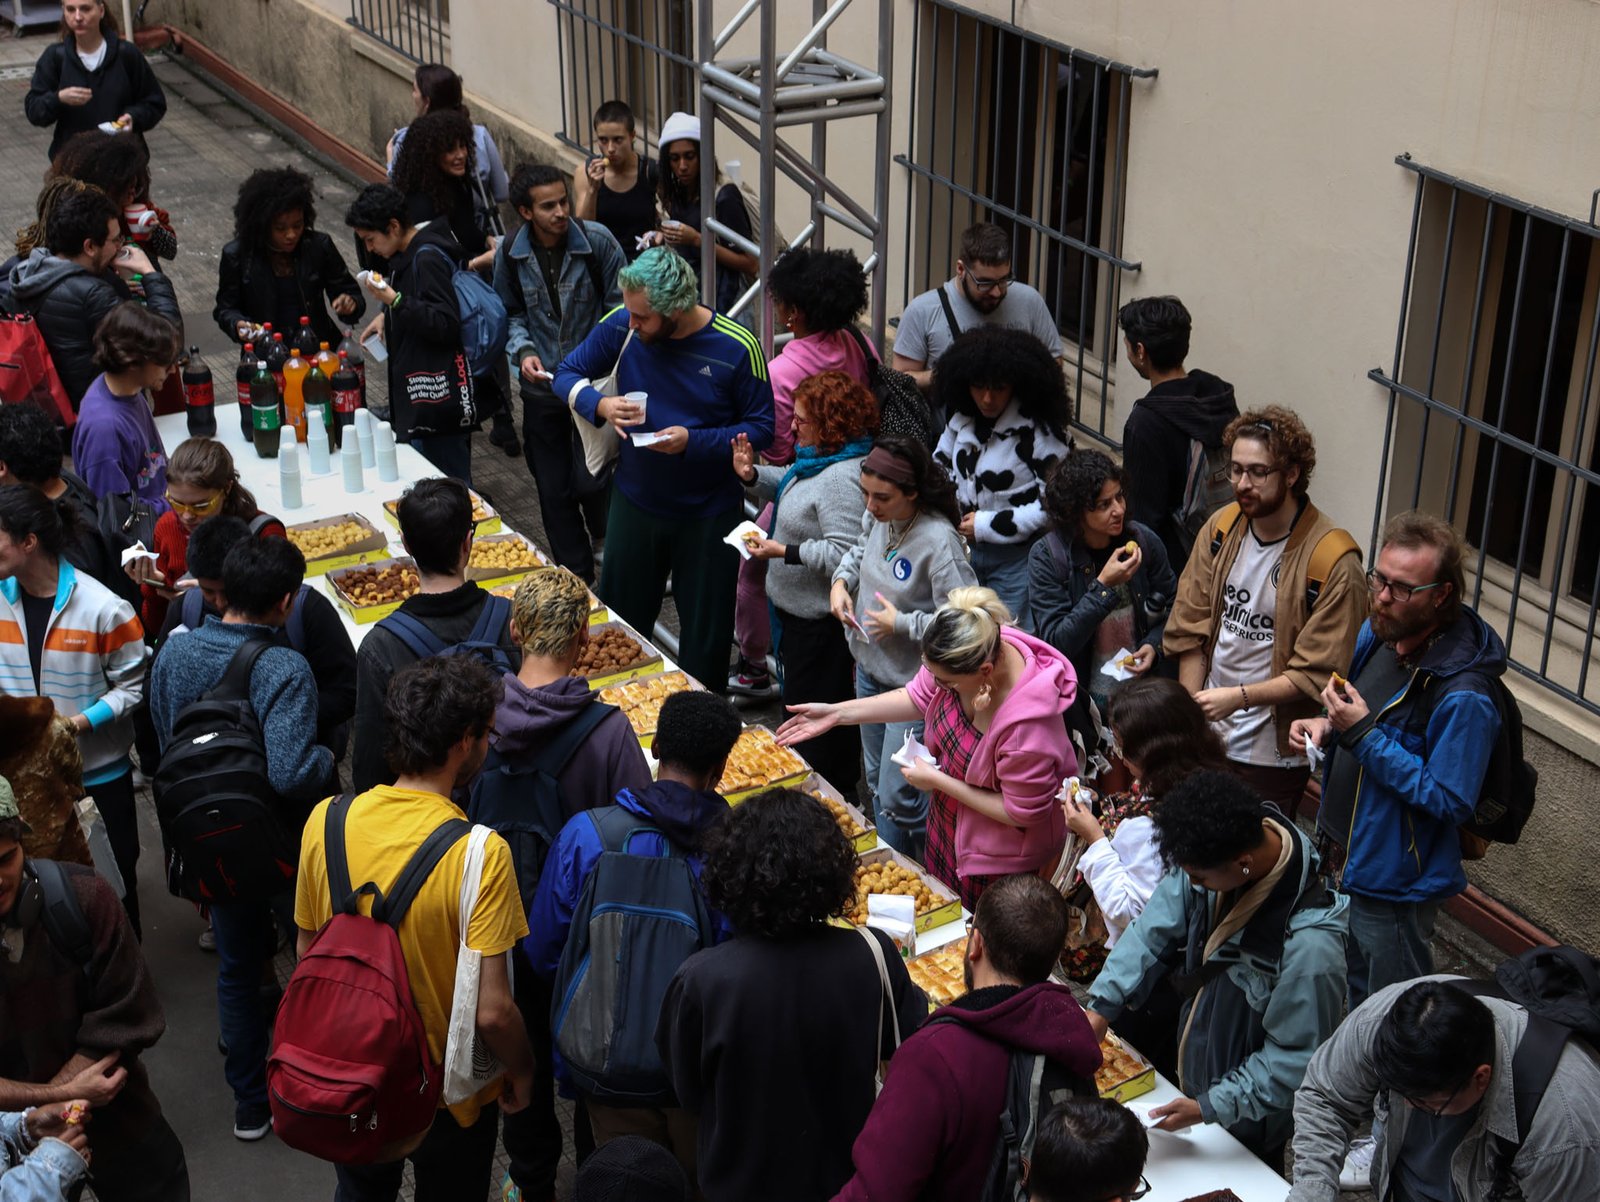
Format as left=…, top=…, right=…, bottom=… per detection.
left=324, top=792, right=359, bottom=914
left=1206, top=502, right=1243, bottom=557
left=374, top=817, right=472, bottom=928
left=1452, top=978, right=1571, bottom=1151
left=468, top=594, right=512, bottom=648
left=210, top=638, right=274, bottom=703
left=587, top=800, right=674, bottom=858
left=179, top=587, right=206, bottom=632
left=30, top=859, right=93, bottom=974
left=376, top=610, right=447, bottom=660
left=248, top=512, right=280, bottom=538
left=1045, top=529, right=1071, bottom=576
left=285, top=583, right=311, bottom=653
left=1304, top=528, right=1361, bottom=610
left=936, top=284, right=963, bottom=343
left=533, top=699, right=615, bottom=779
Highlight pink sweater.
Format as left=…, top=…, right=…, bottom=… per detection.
left=766, top=329, right=875, bottom=465
left=907, top=627, right=1077, bottom=877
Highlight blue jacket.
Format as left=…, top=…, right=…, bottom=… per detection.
left=493, top=218, right=625, bottom=375
left=1322, top=608, right=1504, bottom=903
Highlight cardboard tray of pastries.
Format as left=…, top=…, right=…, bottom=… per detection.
left=1096, top=1032, right=1156, bottom=1102
left=801, top=774, right=877, bottom=854
left=906, top=935, right=968, bottom=1006
left=326, top=556, right=420, bottom=623
left=488, top=577, right=607, bottom=625
left=847, top=846, right=962, bottom=934
left=383, top=487, right=500, bottom=534
left=598, top=670, right=702, bottom=747
left=284, top=513, right=390, bottom=573
left=465, top=532, right=547, bottom=583
left=568, top=619, right=663, bottom=688
left=717, top=726, right=811, bottom=802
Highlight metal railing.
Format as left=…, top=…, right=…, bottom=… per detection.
left=546, top=0, right=696, bottom=158
left=894, top=0, right=1155, bottom=450
left=1369, top=154, right=1600, bottom=714
left=349, top=0, right=449, bottom=65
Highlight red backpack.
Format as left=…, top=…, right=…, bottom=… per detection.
left=268, top=794, right=467, bottom=1164
left=0, top=310, right=74, bottom=426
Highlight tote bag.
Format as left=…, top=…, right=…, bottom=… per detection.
left=441, top=825, right=506, bottom=1104
left=568, top=328, right=631, bottom=491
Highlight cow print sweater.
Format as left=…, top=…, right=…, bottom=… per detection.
left=934, top=401, right=1073, bottom=545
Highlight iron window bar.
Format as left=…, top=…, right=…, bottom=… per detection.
left=349, top=0, right=448, bottom=65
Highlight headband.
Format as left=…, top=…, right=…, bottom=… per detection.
left=862, top=445, right=917, bottom=489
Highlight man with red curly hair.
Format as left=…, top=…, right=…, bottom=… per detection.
left=1162, top=405, right=1366, bottom=811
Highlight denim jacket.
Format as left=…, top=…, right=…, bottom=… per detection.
left=0, top=1109, right=88, bottom=1200
left=492, top=218, right=626, bottom=375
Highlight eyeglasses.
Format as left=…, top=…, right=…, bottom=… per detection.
left=967, top=273, right=1014, bottom=293
left=1403, top=1078, right=1466, bottom=1118
left=1366, top=568, right=1444, bottom=604
left=1226, top=462, right=1281, bottom=482
left=164, top=489, right=224, bottom=516
left=1094, top=1176, right=1151, bottom=1202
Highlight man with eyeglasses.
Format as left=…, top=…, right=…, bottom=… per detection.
left=892, top=222, right=1062, bottom=396
left=1288, top=978, right=1600, bottom=1201
left=1024, top=1097, right=1150, bottom=1202
left=1164, top=406, right=1367, bottom=813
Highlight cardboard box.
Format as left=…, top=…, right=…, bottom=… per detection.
left=800, top=774, right=877, bottom=854
left=597, top=669, right=703, bottom=748
left=489, top=578, right=608, bottom=625
left=382, top=487, right=501, bottom=534
left=284, top=513, right=391, bottom=574
left=906, top=936, right=969, bottom=1006
left=570, top=618, right=663, bottom=688
left=850, top=847, right=962, bottom=934
left=1096, top=1033, right=1156, bottom=1103
left=465, top=532, right=547, bottom=583
left=718, top=726, right=811, bottom=803
left=326, top=556, right=419, bottom=624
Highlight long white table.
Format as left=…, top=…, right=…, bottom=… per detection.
left=153, top=402, right=1292, bottom=1201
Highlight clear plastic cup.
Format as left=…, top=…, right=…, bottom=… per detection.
left=624, top=390, right=649, bottom=426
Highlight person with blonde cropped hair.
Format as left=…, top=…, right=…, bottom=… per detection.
left=779, top=585, right=1076, bottom=907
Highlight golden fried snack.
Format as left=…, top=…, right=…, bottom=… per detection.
left=287, top=519, right=373, bottom=560
left=906, top=937, right=968, bottom=1005
left=1124, top=540, right=1138, bottom=556
left=599, top=672, right=694, bottom=735
left=716, top=728, right=807, bottom=793
left=571, top=628, right=646, bottom=678
left=1330, top=671, right=1348, bottom=691
left=1094, top=1036, right=1153, bottom=1094
left=334, top=562, right=419, bottom=607
left=812, top=790, right=866, bottom=838
left=469, top=537, right=541, bottom=572
left=845, top=859, right=941, bottom=924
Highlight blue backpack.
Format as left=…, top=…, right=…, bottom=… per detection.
left=418, top=244, right=509, bottom=378
left=179, top=581, right=309, bottom=651
left=375, top=593, right=518, bottom=674
left=550, top=804, right=714, bottom=1106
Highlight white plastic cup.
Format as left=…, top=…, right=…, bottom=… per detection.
left=376, top=441, right=399, bottom=482
left=624, top=390, right=648, bottom=426
left=341, top=436, right=364, bottom=493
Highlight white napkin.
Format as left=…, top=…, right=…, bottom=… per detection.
left=723, top=519, right=767, bottom=560
left=889, top=730, right=937, bottom=770
left=1097, top=647, right=1140, bottom=682
left=1306, top=739, right=1326, bottom=772
left=628, top=429, right=673, bottom=448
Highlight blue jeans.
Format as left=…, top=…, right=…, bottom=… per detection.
left=1345, top=892, right=1440, bottom=1010
left=857, top=668, right=927, bottom=859
left=410, top=432, right=474, bottom=485
left=211, top=890, right=295, bottom=1109
left=970, top=539, right=1035, bottom=631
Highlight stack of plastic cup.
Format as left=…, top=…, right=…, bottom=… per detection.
left=341, top=431, right=364, bottom=493
left=279, top=437, right=302, bottom=509
left=305, top=409, right=331, bottom=475
left=354, top=408, right=376, bottom=470
left=375, top=421, right=399, bottom=482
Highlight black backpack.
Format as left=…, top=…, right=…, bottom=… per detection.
left=26, top=859, right=94, bottom=977
left=1455, top=946, right=1600, bottom=1194
left=152, top=639, right=300, bottom=903
left=1175, top=437, right=1234, bottom=559
left=924, top=1014, right=1097, bottom=1202
left=375, top=593, right=519, bottom=675
left=467, top=698, right=614, bottom=917
left=847, top=326, right=936, bottom=448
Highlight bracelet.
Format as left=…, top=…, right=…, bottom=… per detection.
left=387, top=291, right=403, bottom=309
left=1239, top=684, right=1251, bottom=710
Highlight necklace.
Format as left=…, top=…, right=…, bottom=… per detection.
left=883, top=514, right=918, bottom=560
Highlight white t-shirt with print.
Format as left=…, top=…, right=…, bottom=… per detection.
left=1204, top=526, right=1307, bottom=767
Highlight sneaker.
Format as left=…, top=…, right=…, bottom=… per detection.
left=197, top=927, right=217, bottom=952
left=500, top=1172, right=523, bottom=1202
left=727, top=656, right=776, bottom=697
left=488, top=422, right=521, bottom=457
left=1340, top=1136, right=1376, bottom=1190
left=233, top=1102, right=272, bottom=1141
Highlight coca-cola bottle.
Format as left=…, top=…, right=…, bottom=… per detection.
left=236, top=342, right=256, bottom=441
left=303, top=360, right=334, bottom=447
left=294, top=315, right=319, bottom=357
left=266, top=333, right=290, bottom=402
left=337, top=328, right=366, bottom=407
left=332, top=349, right=362, bottom=446
left=182, top=347, right=217, bottom=437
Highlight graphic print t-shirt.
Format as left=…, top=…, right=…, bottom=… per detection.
left=1204, top=526, right=1306, bottom=767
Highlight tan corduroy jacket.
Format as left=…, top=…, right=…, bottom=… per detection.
left=1163, top=499, right=1368, bottom=759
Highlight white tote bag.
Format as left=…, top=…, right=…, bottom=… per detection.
left=442, top=825, right=505, bottom=1104
left=857, top=926, right=903, bottom=1094
left=569, top=328, right=632, bottom=480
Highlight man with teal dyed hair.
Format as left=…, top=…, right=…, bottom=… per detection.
left=554, top=247, right=774, bottom=690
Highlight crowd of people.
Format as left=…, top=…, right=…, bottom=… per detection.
left=0, top=6, right=1598, bottom=1201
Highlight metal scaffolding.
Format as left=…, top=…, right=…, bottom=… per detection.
left=696, top=0, right=894, bottom=355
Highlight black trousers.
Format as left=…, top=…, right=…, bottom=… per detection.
left=521, top=381, right=607, bottom=583
left=333, top=1103, right=499, bottom=1202
left=502, top=948, right=593, bottom=1195
left=775, top=608, right=861, bottom=797
left=80, top=1111, right=190, bottom=1202
left=90, top=769, right=141, bottom=939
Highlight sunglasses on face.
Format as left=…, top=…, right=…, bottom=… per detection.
left=164, top=489, right=223, bottom=516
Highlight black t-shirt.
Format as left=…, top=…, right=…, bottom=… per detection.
left=269, top=272, right=302, bottom=339
left=1394, top=1104, right=1478, bottom=1202
left=1318, top=641, right=1413, bottom=847
left=20, top=590, right=53, bottom=692
left=529, top=240, right=566, bottom=320
left=596, top=155, right=660, bottom=261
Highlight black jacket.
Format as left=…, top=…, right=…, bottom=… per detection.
left=25, top=32, right=167, bottom=161
left=1120, top=369, right=1239, bottom=570
left=4, top=248, right=183, bottom=409
left=212, top=230, right=365, bottom=349
left=57, top=470, right=140, bottom=610
left=350, top=582, right=516, bottom=792
left=383, top=225, right=476, bottom=440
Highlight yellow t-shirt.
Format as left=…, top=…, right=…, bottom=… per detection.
left=294, top=785, right=529, bottom=1126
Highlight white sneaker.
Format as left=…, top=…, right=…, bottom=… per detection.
left=1339, top=1136, right=1376, bottom=1191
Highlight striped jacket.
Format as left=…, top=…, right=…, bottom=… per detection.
left=0, top=561, right=148, bottom=786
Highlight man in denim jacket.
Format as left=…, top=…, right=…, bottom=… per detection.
left=492, top=162, right=625, bottom=583
left=0, top=1103, right=90, bottom=1200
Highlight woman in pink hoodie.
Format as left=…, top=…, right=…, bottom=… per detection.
left=778, top=587, right=1076, bottom=907
left=729, top=248, right=876, bottom=695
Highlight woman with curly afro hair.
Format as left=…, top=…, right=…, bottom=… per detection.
left=931, top=326, right=1073, bottom=629
left=390, top=108, right=496, bottom=272
left=213, top=165, right=364, bottom=348
left=658, top=788, right=926, bottom=1202
left=1029, top=448, right=1177, bottom=759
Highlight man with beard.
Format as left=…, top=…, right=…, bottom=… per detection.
left=892, top=222, right=1062, bottom=396
left=294, top=655, right=535, bottom=1202
left=1163, top=406, right=1366, bottom=812
left=1290, top=512, right=1501, bottom=1008
left=493, top=163, right=625, bottom=583
left=554, top=247, right=773, bottom=691
left=830, top=874, right=1102, bottom=1202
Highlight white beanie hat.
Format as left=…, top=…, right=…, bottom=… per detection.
left=658, top=110, right=702, bottom=147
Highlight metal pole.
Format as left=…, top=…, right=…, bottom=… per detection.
left=871, top=0, right=893, bottom=344
left=698, top=0, right=717, bottom=311
left=759, top=0, right=778, bottom=354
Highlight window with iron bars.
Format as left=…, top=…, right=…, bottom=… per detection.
left=349, top=0, right=449, bottom=65
left=546, top=0, right=696, bottom=160
left=894, top=0, right=1154, bottom=449
left=1370, top=156, right=1600, bottom=715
